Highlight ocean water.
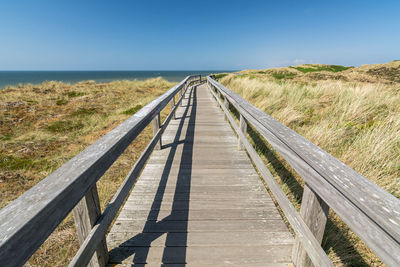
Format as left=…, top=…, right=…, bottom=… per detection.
left=0, top=70, right=232, bottom=89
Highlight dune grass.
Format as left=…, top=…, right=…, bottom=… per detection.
left=218, top=73, right=399, bottom=266
left=290, top=64, right=353, bottom=73
left=0, top=77, right=176, bottom=266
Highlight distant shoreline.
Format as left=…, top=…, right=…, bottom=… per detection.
left=0, top=70, right=234, bottom=89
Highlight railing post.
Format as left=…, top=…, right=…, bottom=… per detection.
left=223, top=96, right=229, bottom=121
left=72, top=185, right=108, bottom=267
left=180, top=83, right=186, bottom=107
left=216, top=90, right=221, bottom=107
left=170, top=96, right=176, bottom=120
left=238, top=114, right=247, bottom=150
left=292, top=184, right=329, bottom=267
left=152, top=113, right=161, bottom=150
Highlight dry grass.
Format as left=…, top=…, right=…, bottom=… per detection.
left=218, top=66, right=400, bottom=266
left=0, top=77, right=176, bottom=266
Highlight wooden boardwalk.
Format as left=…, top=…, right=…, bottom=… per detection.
left=107, top=84, right=294, bottom=266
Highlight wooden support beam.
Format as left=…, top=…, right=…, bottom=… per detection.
left=180, top=83, right=186, bottom=106
left=170, top=97, right=176, bottom=120
left=238, top=114, right=247, bottom=150
left=72, top=185, right=108, bottom=267
left=223, top=96, right=229, bottom=121
left=152, top=113, right=161, bottom=150
left=216, top=91, right=221, bottom=107
left=292, top=184, right=329, bottom=267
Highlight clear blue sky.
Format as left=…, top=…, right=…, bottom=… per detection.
left=0, top=0, right=399, bottom=70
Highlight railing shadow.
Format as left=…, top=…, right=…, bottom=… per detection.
left=108, top=85, right=197, bottom=265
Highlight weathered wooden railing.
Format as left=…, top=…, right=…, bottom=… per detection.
left=207, top=76, right=400, bottom=267
left=0, top=75, right=203, bottom=267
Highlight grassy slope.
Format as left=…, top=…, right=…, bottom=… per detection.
left=217, top=62, right=400, bottom=266
left=0, top=78, right=176, bottom=266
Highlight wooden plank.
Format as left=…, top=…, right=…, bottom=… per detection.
left=292, top=184, right=329, bottom=267
left=129, top=185, right=267, bottom=194
left=108, top=245, right=293, bottom=265
left=116, top=209, right=282, bottom=221
left=135, top=177, right=262, bottom=187
left=0, top=76, right=197, bottom=266
left=139, top=167, right=259, bottom=177
left=151, top=113, right=161, bottom=150
left=72, top=185, right=108, bottom=267
left=126, top=191, right=273, bottom=202
left=107, top=231, right=294, bottom=247
left=122, top=200, right=276, bottom=211
left=208, top=77, right=400, bottom=266
left=238, top=113, right=247, bottom=150
left=169, top=97, right=175, bottom=120
left=223, top=95, right=229, bottom=121
left=109, top=219, right=290, bottom=233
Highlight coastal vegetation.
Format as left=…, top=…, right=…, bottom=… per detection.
left=216, top=61, right=400, bottom=266
left=0, top=77, right=176, bottom=265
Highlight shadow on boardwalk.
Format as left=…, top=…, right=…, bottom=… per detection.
left=108, top=86, right=197, bottom=265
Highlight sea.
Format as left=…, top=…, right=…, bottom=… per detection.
left=0, top=71, right=232, bottom=89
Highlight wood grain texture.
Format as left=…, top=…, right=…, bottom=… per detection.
left=223, top=95, right=229, bottom=121
left=72, top=185, right=108, bottom=267
left=292, top=184, right=329, bottom=267
left=208, top=76, right=400, bottom=266
left=169, top=97, right=175, bottom=120
left=238, top=113, right=247, bottom=150
left=152, top=113, right=161, bottom=150
left=106, top=84, right=294, bottom=266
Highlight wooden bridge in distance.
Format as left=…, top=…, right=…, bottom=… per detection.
left=0, top=75, right=399, bottom=267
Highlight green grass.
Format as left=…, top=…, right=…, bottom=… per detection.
left=0, top=154, right=35, bottom=170
left=65, top=91, right=86, bottom=98
left=291, top=65, right=353, bottom=73
left=56, top=99, right=68, bottom=105
left=0, top=154, right=54, bottom=172
left=0, top=133, right=14, bottom=141
left=70, top=107, right=98, bottom=117
left=122, top=105, right=143, bottom=115
left=213, top=73, right=228, bottom=80
left=46, top=120, right=84, bottom=133
left=272, top=72, right=297, bottom=80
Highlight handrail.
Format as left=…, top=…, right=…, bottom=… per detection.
left=0, top=75, right=201, bottom=266
left=207, top=76, right=400, bottom=266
